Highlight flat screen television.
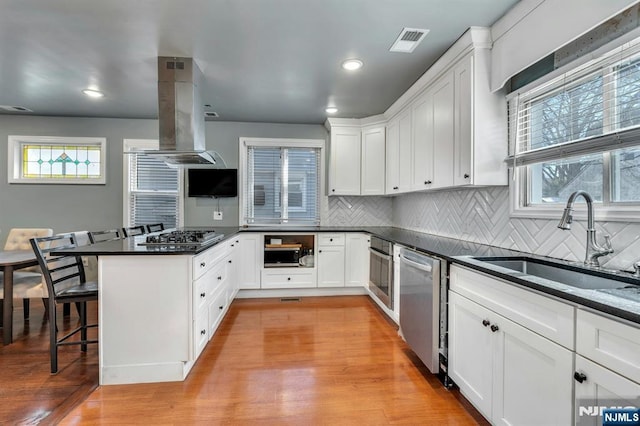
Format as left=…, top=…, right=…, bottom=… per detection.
left=188, top=168, right=238, bottom=198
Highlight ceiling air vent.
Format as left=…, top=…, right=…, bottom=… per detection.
left=0, top=105, right=33, bottom=112
left=390, top=28, right=429, bottom=53
left=204, top=111, right=219, bottom=120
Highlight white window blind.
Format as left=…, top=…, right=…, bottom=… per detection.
left=127, top=152, right=181, bottom=228
left=508, top=36, right=640, bottom=167
left=244, top=145, right=320, bottom=225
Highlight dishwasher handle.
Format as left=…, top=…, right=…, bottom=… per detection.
left=369, top=247, right=392, bottom=261
left=399, top=252, right=433, bottom=273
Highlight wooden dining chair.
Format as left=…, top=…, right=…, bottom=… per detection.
left=122, top=225, right=146, bottom=238
left=88, top=229, right=122, bottom=244
left=30, top=233, right=98, bottom=374
left=1, top=228, right=53, bottom=323
left=145, top=223, right=165, bottom=233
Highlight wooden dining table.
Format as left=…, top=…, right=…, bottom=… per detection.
left=0, top=250, right=39, bottom=345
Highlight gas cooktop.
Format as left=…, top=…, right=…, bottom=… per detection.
left=138, top=230, right=225, bottom=248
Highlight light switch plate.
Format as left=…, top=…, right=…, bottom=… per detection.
left=213, top=211, right=223, bottom=220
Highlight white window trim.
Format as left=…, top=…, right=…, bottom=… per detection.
left=508, top=33, right=640, bottom=223
left=509, top=167, right=640, bottom=222
left=122, top=139, right=184, bottom=228
left=238, top=137, right=325, bottom=227
left=8, top=135, right=106, bottom=184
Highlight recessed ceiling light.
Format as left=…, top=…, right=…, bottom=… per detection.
left=341, top=59, right=363, bottom=71
left=326, top=107, right=338, bottom=114
left=82, top=89, right=105, bottom=98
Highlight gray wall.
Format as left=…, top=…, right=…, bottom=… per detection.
left=0, top=116, right=327, bottom=242
left=0, top=115, right=157, bottom=242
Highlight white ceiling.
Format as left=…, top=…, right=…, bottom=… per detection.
left=0, top=0, right=520, bottom=124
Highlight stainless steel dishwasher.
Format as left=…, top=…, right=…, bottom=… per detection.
left=399, top=247, right=443, bottom=374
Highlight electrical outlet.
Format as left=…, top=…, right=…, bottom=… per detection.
left=213, top=211, right=223, bottom=220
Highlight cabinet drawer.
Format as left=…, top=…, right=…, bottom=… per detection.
left=207, top=261, right=226, bottom=297
left=208, top=287, right=228, bottom=339
left=318, top=233, right=345, bottom=246
left=577, top=309, right=640, bottom=384
left=194, top=304, right=208, bottom=359
left=194, top=276, right=208, bottom=312
left=193, top=244, right=227, bottom=280
left=261, top=269, right=317, bottom=289
left=450, top=265, right=575, bottom=349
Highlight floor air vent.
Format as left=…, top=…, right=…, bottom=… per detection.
left=280, top=297, right=301, bottom=302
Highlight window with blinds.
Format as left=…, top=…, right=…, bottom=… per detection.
left=241, top=139, right=322, bottom=225
left=509, top=35, right=640, bottom=210
left=125, top=140, right=182, bottom=228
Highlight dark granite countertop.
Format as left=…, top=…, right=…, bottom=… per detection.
left=53, top=225, right=640, bottom=325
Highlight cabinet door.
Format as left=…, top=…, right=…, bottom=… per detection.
left=330, top=127, right=361, bottom=195
left=412, top=91, right=434, bottom=190
left=576, top=309, right=640, bottom=384
left=454, top=54, right=473, bottom=186
left=238, top=233, right=260, bottom=289
left=385, top=119, right=400, bottom=194
left=575, top=355, right=640, bottom=426
left=317, top=246, right=345, bottom=287
left=361, top=127, right=386, bottom=195
left=345, top=233, right=370, bottom=287
left=492, top=310, right=573, bottom=426
left=398, top=109, right=413, bottom=192
left=432, top=72, right=454, bottom=189
left=448, top=291, right=493, bottom=419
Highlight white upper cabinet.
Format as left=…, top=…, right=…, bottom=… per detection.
left=328, top=27, right=507, bottom=197
left=327, top=118, right=386, bottom=196
left=431, top=72, right=455, bottom=189
left=329, top=125, right=361, bottom=195
left=386, top=109, right=413, bottom=194
left=454, top=47, right=507, bottom=187
left=385, top=118, right=400, bottom=194
left=411, top=89, right=434, bottom=191
left=361, top=126, right=386, bottom=195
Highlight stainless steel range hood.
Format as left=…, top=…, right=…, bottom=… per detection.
left=149, top=56, right=226, bottom=168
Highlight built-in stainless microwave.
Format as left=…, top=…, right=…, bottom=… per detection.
left=264, top=247, right=301, bottom=267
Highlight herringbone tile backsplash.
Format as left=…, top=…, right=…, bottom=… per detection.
left=393, top=187, right=640, bottom=271
left=326, top=196, right=393, bottom=226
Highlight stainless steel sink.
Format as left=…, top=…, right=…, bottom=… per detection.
left=472, top=256, right=633, bottom=290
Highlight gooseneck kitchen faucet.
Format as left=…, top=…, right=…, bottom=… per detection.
left=557, top=190, right=613, bottom=267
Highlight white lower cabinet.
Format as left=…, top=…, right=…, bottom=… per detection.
left=574, top=355, right=640, bottom=426
left=261, top=268, right=317, bottom=289
left=238, top=233, right=260, bottom=289
left=318, top=233, right=346, bottom=288
left=449, top=266, right=574, bottom=425
left=317, top=246, right=345, bottom=287
left=345, top=233, right=370, bottom=287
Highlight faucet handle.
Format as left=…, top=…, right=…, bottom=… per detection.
left=633, top=261, right=640, bottom=277
left=603, top=235, right=613, bottom=251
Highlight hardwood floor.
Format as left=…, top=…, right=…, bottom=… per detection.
left=60, top=295, right=486, bottom=425
left=0, top=300, right=99, bottom=425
